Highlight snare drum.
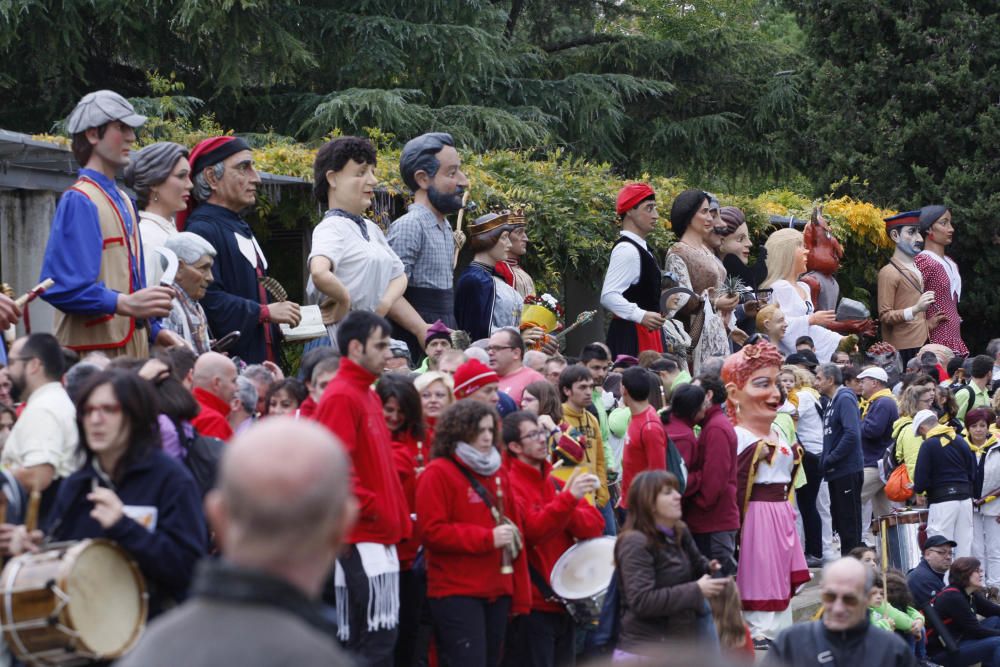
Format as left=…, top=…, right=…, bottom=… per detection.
left=879, top=509, right=929, bottom=573
left=549, top=536, right=616, bottom=624
left=0, top=539, right=148, bottom=665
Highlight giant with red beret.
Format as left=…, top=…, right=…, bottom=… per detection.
left=615, top=183, right=656, bottom=216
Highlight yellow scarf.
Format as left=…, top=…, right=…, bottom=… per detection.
left=861, top=388, right=895, bottom=419
left=925, top=423, right=957, bottom=445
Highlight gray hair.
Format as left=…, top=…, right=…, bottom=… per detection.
left=242, top=364, right=275, bottom=385
left=165, top=231, right=216, bottom=265
left=399, top=132, right=454, bottom=191
left=123, top=142, right=189, bottom=209
left=192, top=162, right=226, bottom=202
left=64, top=362, right=101, bottom=402
left=700, top=356, right=724, bottom=378
left=987, top=338, right=1000, bottom=360
left=234, top=375, right=258, bottom=414
left=818, top=363, right=843, bottom=385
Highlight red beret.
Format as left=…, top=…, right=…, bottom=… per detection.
left=176, top=136, right=252, bottom=230
left=883, top=210, right=921, bottom=233
left=616, top=183, right=655, bottom=216
left=453, top=359, right=499, bottom=399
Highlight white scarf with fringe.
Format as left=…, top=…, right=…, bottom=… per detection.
left=334, top=543, right=400, bottom=641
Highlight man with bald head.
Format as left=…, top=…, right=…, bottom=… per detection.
left=766, top=558, right=915, bottom=666
left=117, top=418, right=358, bottom=666
left=191, top=351, right=238, bottom=440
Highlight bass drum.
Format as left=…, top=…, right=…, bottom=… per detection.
left=0, top=539, right=147, bottom=665
left=549, top=536, right=616, bottom=624
left=879, top=509, right=929, bottom=573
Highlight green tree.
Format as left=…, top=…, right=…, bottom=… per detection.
left=791, top=1, right=1000, bottom=352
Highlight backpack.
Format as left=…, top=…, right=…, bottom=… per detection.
left=950, top=383, right=976, bottom=410
left=878, top=419, right=910, bottom=485
left=666, top=437, right=688, bottom=494
left=178, top=425, right=225, bottom=496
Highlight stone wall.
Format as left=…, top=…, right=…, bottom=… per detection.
left=0, top=189, right=58, bottom=336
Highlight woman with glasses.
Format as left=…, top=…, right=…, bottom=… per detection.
left=614, top=469, right=726, bottom=660
left=415, top=400, right=529, bottom=667
left=34, top=370, right=207, bottom=616
left=927, top=556, right=1000, bottom=665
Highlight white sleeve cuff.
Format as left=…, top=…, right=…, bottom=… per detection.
left=903, top=307, right=914, bottom=321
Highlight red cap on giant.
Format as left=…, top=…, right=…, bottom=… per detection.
left=616, top=183, right=655, bottom=216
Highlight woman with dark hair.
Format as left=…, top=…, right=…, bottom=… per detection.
left=415, top=400, right=529, bottom=667
left=454, top=212, right=523, bottom=342
left=661, top=383, right=707, bottom=481
left=307, top=136, right=415, bottom=350
left=970, top=408, right=1000, bottom=591
left=39, top=370, right=207, bottom=615
left=664, top=189, right=739, bottom=375
left=520, top=379, right=563, bottom=435
left=123, top=142, right=193, bottom=286
left=264, top=378, right=308, bottom=417
left=614, top=469, right=726, bottom=659
left=928, top=556, right=1000, bottom=665
left=376, top=373, right=430, bottom=667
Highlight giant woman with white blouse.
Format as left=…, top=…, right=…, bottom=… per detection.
left=307, top=136, right=411, bottom=351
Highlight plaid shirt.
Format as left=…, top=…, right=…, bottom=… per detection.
left=387, top=203, right=455, bottom=290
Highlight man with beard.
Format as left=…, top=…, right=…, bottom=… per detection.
left=914, top=206, right=967, bottom=357
left=388, top=132, right=468, bottom=360
left=0, top=334, right=77, bottom=526
left=878, top=211, right=935, bottom=365
left=183, top=136, right=302, bottom=364
left=40, top=90, right=179, bottom=358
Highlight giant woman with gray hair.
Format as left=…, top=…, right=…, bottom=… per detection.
left=161, top=232, right=217, bottom=353
left=123, top=141, right=192, bottom=286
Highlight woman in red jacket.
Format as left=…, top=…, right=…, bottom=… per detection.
left=661, top=382, right=707, bottom=481
left=416, top=400, right=530, bottom=667
left=414, top=371, right=454, bottom=446
left=376, top=373, right=428, bottom=667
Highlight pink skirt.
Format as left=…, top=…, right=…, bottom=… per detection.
left=736, top=500, right=810, bottom=611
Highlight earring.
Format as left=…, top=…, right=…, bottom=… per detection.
left=734, top=401, right=741, bottom=418
left=152, top=191, right=159, bottom=203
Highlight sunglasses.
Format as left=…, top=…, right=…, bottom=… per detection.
left=820, top=591, right=862, bottom=607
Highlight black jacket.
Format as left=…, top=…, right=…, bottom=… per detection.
left=765, top=617, right=916, bottom=667
left=929, top=586, right=1000, bottom=652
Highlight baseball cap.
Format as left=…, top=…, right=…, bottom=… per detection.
left=923, top=535, right=957, bottom=550
left=912, top=409, right=939, bottom=437
left=66, top=90, right=147, bottom=134
left=857, top=367, right=889, bottom=383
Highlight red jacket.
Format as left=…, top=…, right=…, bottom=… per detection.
left=315, top=358, right=410, bottom=545
left=391, top=429, right=430, bottom=570
left=416, top=456, right=531, bottom=614
left=620, top=406, right=667, bottom=509
left=298, top=395, right=318, bottom=419
left=664, top=416, right=698, bottom=496
left=505, top=456, right=604, bottom=613
left=684, top=404, right=739, bottom=534
left=192, top=387, right=233, bottom=441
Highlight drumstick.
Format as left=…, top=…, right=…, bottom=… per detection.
left=14, top=278, right=54, bottom=309
left=24, top=485, right=40, bottom=533
left=0, top=489, right=8, bottom=524
left=551, top=459, right=565, bottom=470
left=454, top=190, right=471, bottom=233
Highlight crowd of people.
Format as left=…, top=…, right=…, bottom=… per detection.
left=0, top=88, right=991, bottom=667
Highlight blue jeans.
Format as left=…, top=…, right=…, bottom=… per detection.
left=696, top=599, right=721, bottom=656
left=600, top=501, right=618, bottom=536
left=948, top=616, right=1000, bottom=667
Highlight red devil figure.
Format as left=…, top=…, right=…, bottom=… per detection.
left=801, top=208, right=876, bottom=337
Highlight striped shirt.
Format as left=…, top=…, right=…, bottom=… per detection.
left=387, top=203, right=455, bottom=290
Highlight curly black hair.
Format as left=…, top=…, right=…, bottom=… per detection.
left=312, top=136, right=378, bottom=204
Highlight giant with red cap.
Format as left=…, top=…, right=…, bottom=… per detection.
left=877, top=207, right=932, bottom=366
left=615, top=183, right=656, bottom=216
left=883, top=210, right=921, bottom=233
left=184, top=135, right=301, bottom=364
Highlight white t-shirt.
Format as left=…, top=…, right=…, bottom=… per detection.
left=2, top=382, right=80, bottom=478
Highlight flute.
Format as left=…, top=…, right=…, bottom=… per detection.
left=415, top=440, right=425, bottom=476
left=494, top=476, right=514, bottom=574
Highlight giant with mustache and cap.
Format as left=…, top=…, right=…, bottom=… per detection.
left=877, top=210, right=935, bottom=365
left=387, top=132, right=468, bottom=360
left=914, top=205, right=967, bottom=357
left=183, top=136, right=302, bottom=364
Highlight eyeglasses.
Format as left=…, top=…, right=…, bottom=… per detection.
left=820, top=591, right=862, bottom=607
left=485, top=345, right=514, bottom=353
left=519, top=429, right=546, bottom=442
left=927, top=548, right=954, bottom=558
left=82, top=403, right=122, bottom=419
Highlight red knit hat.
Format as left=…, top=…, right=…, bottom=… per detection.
left=616, top=183, right=655, bottom=216
left=453, top=358, right=499, bottom=399
left=176, top=136, right=252, bottom=230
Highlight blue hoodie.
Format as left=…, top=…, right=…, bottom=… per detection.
left=45, top=449, right=208, bottom=615
left=821, top=385, right=864, bottom=481
left=860, top=394, right=899, bottom=467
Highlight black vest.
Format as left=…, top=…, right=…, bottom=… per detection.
left=615, top=235, right=661, bottom=311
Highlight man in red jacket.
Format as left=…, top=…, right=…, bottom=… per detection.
left=689, top=373, right=740, bottom=574
left=503, top=410, right=604, bottom=667
left=191, top=351, right=237, bottom=440
left=619, top=367, right=667, bottom=510
left=315, top=311, right=411, bottom=667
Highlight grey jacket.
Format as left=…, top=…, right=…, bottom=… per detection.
left=115, top=560, right=355, bottom=667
